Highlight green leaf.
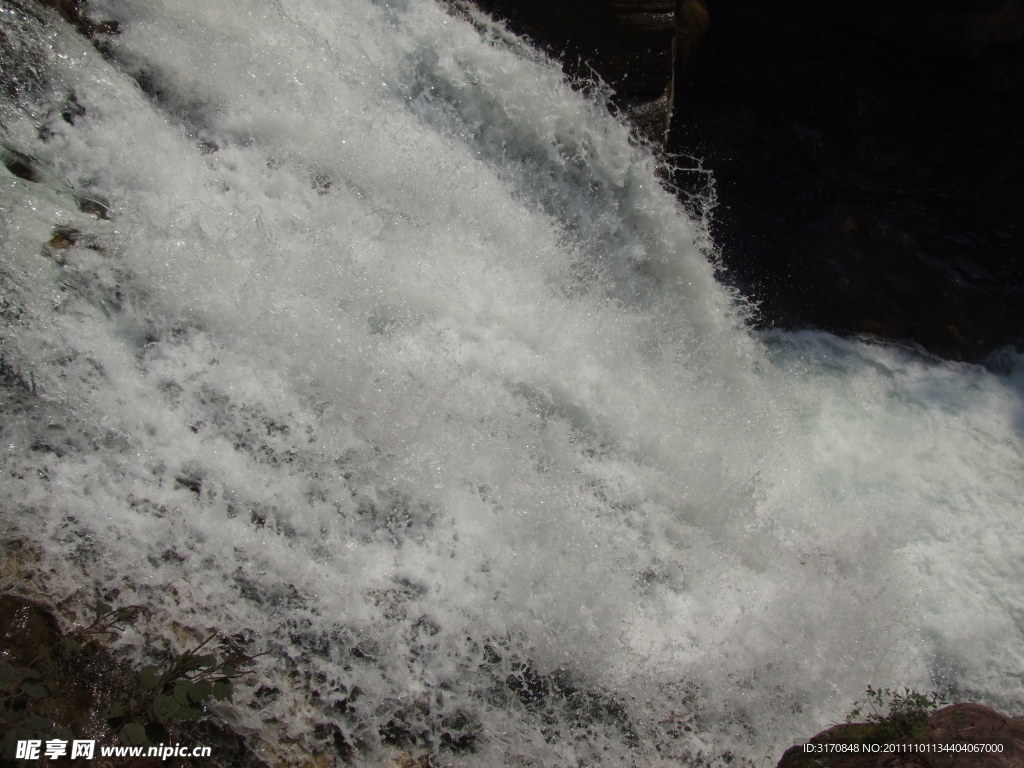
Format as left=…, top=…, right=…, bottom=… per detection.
left=173, top=681, right=194, bottom=706
left=115, top=608, right=137, bottom=622
left=212, top=680, right=233, bottom=701
left=96, top=599, right=113, bottom=616
left=119, top=722, right=148, bottom=746
left=136, top=665, right=160, bottom=691
left=21, top=715, right=52, bottom=734
left=61, top=637, right=81, bottom=654
left=0, top=662, right=16, bottom=682
left=21, top=682, right=50, bottom=698
left=152, top=693, right=184, bottom=723
left=189, top=680, right=213, bottom=703
left=220, top=663, right=237, bottom=677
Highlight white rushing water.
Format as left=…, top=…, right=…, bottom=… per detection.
left=1, top=0, right=1022, bottom=764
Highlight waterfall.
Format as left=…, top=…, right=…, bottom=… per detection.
left=2, top=0, right=1022, bottom=764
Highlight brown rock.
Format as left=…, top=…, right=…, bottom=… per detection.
left=927, top=704, right=1024, bottom=766
left=777, top=704, right=1024, bottom=768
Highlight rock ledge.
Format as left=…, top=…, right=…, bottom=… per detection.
left=777, top=703, right=1024, bottom=768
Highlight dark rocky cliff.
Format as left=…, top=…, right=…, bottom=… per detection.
left=472, top=0, right=1024, bottom=362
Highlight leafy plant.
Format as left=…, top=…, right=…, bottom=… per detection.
left=108, top=625, right=261, bottom=747
left=1, top=599, right=144, bottom=742
left=845, top=685, right=947, bottom=741
left=1, top=594, right=261, bottom=756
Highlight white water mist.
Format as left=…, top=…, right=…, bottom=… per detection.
left=1, top=0, right=1022, bottom=765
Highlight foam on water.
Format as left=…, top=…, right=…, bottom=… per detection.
left=1, top=0, right=1022, bottom=764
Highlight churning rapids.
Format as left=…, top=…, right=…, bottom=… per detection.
left=1, top=0, right=1023, bottom=765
